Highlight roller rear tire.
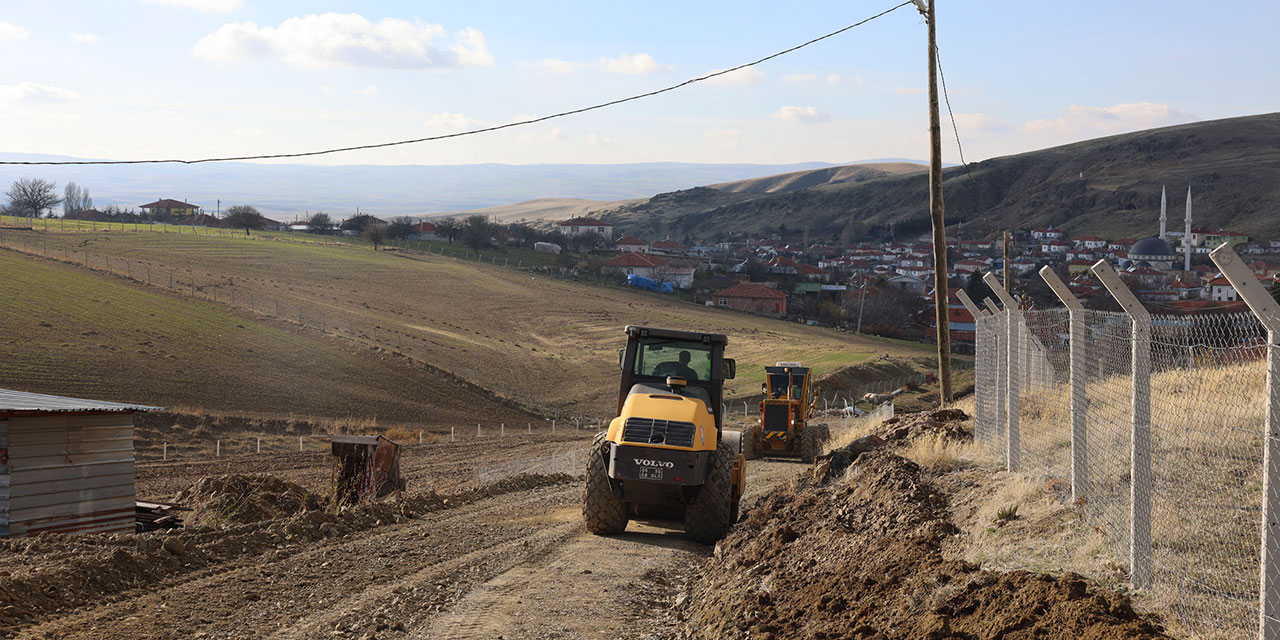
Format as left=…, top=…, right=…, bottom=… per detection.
left=741, top=425, right=760, bottom=460
left=583, top=432, right=628, bottom=535
left=685, top=441, right=738, bottom=544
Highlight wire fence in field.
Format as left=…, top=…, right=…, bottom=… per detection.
left=973, top=261, right=1273, bottom=639
left=725, top=375, right=925, bottom=419
left=0, top=229, right=622, bottom=423
left=471, top=449, right=583, bottom=488
left=824, top=400, right=894, bottom=454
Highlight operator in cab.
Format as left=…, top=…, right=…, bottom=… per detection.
left=652, top=350, right=699, bottom=381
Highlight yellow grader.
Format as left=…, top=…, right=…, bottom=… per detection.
left=583, top=326, right=745, bottom=544
left=741, top=362, right=829, bottom=463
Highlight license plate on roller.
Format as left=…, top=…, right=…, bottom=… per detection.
left=639, top=467, right=663, bottom=480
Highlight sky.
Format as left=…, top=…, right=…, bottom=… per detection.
left=1, top=0, right=1276, bottom=167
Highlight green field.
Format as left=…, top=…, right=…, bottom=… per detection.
left=0, top=248, right=536, bottom=427
left=0, top=215, right=562, bottom=266
left=0, top=227, right=937, bottom=417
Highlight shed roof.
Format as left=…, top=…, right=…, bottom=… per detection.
left=0, top=388, right=161, bottom=413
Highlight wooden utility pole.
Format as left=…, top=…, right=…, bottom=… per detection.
left=924, top=0, right=952, bottom=404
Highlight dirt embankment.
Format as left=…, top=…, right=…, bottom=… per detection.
left=678, top=413, right=1171, bottom=639
left=0, top=472, right=575, bottom=632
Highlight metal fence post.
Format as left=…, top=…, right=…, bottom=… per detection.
left=1210, top=243, right=1280, bottom=639
left=983, top=273, right=1020, bottom=472
left=1040, top=267, right=1089, bottom=502
left=1091, top=259, right=1152, bottom=589
left=956, top=289, right=990, bottom=428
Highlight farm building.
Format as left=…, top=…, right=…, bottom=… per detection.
left=0, top=389, right=158, bottom=537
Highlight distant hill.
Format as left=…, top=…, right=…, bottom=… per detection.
left=709, top=162, right=925, bottom=194
left=603, top=112, right=1280, bottom=242
left=423, top=197, right=642, bottom=224
left=0, top=156, right=842, bottom=219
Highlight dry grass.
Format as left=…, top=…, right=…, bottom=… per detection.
left=903, top=434, right=987, bottom=473
left=0, top=229, right=936, bottom=418
left=964, top=358, right=1267, bottom=638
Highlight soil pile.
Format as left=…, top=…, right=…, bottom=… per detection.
left=872, top=407, right=972, bottom=444
left=177, top=473, right=322, bottom=526
left=681, top=447, right=1170, bottom=639
left=0, top=471, right=579, bottom=632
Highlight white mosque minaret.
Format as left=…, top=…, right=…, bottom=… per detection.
left=1159, top=185, right=1167, bottom=240
left=1184, top=186, right=1193, bottom=272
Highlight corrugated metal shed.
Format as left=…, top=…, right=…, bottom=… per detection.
left=0, top=388, right=158, bottom=537
left=0, top=388, right=160, bottom=413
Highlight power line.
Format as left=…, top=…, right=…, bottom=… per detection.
left=935, top=48, right=988, bottom=229
left=2, top=2, right=914, bottom=167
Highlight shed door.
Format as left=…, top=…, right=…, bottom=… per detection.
left=0, top=420, right=9, bottom=536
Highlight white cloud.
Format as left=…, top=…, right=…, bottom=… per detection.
left=0, top=82, right=80, bottom=105
left=894, top=87, right=926, bottom=96
left=827, top=73, right=864, bottom=86
left=144, top=0, right=242, bottom=12
left=70, top=32, right=101, bottom=44
left=525, top=52, right=665, bottom=75
left=705, top=66, right=764, bottom=85
left=0, top=21, right=29, bottom=40
left=1021, top=102, right=1196, bottom=136
left=193, top=13, right=494, bottom=70
left=772, top=105, right=831, bottom=123
left=516, top=127, right=568, bottom=144
left=424, top=112, right=484, bottom=132
left=951, top=112, right=1009, bottom=133
left=587, top=133, right=614, bottom=147
left=353, top=84, right=379, bottom=96
left=596, top=53, right=663, bottom=74
left=783, top=72, right=864, bottom=86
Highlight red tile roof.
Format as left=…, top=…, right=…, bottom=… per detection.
left=616, top=235, right=647, bottom=245
left=559, top=217, right=611, bottom=227
left=713, top=283, right=788, bottom=300
left=140, top=198, right=198, bottom=210
left=411, top=221, right=437, bottom=233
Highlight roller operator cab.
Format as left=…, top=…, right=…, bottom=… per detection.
left=742, top=362, right=829, bottom=463
left=582, top=325, right=744, bottom=544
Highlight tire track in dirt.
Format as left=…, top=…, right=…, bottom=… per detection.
left=420, top=459, right=809, bottom=640
left=12, top=484, right=580, bottom=640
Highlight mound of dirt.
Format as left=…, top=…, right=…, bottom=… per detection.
left=872, top=407, right=972, bottom=444
left=813, top=357, right=922, bottom=396
left=176, top=474, right=323, bottom=527
left=0, top=471, right=580, bottom=632
left=680, top=448, right=1169, bottom=639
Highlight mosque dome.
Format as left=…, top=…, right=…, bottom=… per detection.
left=1130, top=236, right=1175, bottom=257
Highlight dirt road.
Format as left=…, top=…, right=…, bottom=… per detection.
left=10, top=458, right=806, bottom=640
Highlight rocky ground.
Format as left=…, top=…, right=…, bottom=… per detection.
left=0, top=409, right=1184, bottom=640
left=675, top=410, right=1172, bottom=639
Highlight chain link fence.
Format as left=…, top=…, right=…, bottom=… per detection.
left=974, top=288, right=1270, bottom=638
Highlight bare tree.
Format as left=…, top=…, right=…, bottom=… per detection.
left=224, top=204, right=266, bottom=236
left=434, top=217, right=461, bottom=243
left=305, top=212, right=333, bottom=234
left=386, top=216, right=413, bottom=240
left=361, top=222, right=387, bottom=249
left=62, top=182, right=93, bottom=217
left=6, top=178, right=62, bottom=218
left=461, top=215, right=493, bottom=258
